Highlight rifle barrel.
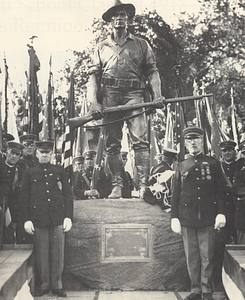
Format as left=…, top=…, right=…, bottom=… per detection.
left=68, top=93, right=213, bottom=129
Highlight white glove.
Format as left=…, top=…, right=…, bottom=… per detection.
left=24, top=220, right=35, bottom=235
left=171, top=218, right=182, bottom=234
left=63, top=218, right=72, bottom=232
left=214, top=214, right=226, bottom=230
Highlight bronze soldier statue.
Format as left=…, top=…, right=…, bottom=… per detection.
left=88, top=0, right=162, bottom=200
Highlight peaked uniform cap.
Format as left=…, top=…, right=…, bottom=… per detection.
left=19, top=134, right=37, bottom=143
left=162, top=148, right=178, bottom=159
left=82, top=150, right=97, bottom=158
left=3, top=132, right=14, bottom=142
left=73, top=156, right=84, bottom=163
left=239, top=140, right=245, bottom=152
left=35, top=140, right=54, bottom=150
left=102, top=0, right=136, bottom=22
left=183, top=127, right=204, bottom=138
left=7, top=141, right=24, bottom=151
left=219, top=140, right=236, bottom=149
left=121, top=151, right=128, bottom=157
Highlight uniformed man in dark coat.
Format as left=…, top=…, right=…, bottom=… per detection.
left=1, top=132, right=14, bottom=159
left=4, top=141, right=31, bottom=244
left=147, top=148, right=177, bottom=209
left=121, top=151, right=134, bottom=198
left=219, top=140, right=244, bottom=243
left=73, top=150, right=111, bottom=199
left=171, top=127, right=226, bottom=300
left=212, top=140, right=244, bottom=296
left=20, top=140, right=73, bottom=297
left=17, top=134, right=38, bottom=169
left=232, top=140, right=245, bottom=244
left=72, top=156, right=84, bottom=191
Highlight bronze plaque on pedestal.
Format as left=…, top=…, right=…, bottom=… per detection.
left=101, top=224, right=153, bottom=262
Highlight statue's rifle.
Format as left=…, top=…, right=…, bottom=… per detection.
left=68, top=94, right=213, bottom=129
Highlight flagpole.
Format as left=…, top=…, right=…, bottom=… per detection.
left=230, top=85, right=239, bottom=147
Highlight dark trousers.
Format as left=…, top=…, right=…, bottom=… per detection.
left=182, top=226, right=215, bottom=295
left=212, top=223, right=237, bottom=293
left=237, top=229, right=245, bottom=244
left=34, top=225, right=65, bottom=290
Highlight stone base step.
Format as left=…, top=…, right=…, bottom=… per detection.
left=33, top=290, right=190, bottom=300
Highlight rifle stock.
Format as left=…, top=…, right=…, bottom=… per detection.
left=68, top=94, right=213, bottom=129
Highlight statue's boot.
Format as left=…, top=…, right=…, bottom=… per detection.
left=135, top=150, right=150, bottom=201
left=107, top=154, right=123, bottom=199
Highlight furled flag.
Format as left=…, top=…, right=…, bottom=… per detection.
left=40, top=56, right=54, bottom=141
left=2, top=56, right=8, bottom=134
left=74, top=98, right=89, bottom=157
left=0, top=57, right=19, bottom=141
left=90, top=127, right=105, bottom=191
left=230, top=86, right=239, bottom=148
left=149, top=115, right=160, bottom=170
left=23, top=44, right=42, bottom=137
left=61, top=71, right=75, bottom=178
left=204, top=96, right=224, bottom=159
left=163, top=104, right=174, bottom=149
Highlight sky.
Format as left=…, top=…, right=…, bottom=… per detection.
left=0, top=0, right=202, bottom=96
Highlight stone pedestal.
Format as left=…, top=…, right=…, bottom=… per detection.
left=64, top=199, right=190, bottom=291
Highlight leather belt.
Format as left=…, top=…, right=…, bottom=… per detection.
left=101, top=77, right=145, bottom=89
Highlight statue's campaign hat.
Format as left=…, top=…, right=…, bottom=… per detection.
left=102, top=0, right=135, bottom=22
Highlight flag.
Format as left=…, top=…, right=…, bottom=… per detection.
left=149, top=115, right=160, bottom=169
left=0, top=57, right=19, bottom=141
left=172, top=66, right=186, bottom=161
left=175, top=101, right=185, bottom=160
left=2, top=56, right=8, bottom=133
left=26, top=44, right=42, bottom=137
left=61, top=72, right=75, bottom=176
left=230, top=86, right=239, bottom=147
left=0, top=67, right=2, bottom=150
left=163, top=104, right=174, bottom=149
left=204, top=96, right=224, bottom=159
left=90, top=127, right=106, bottom=190
left=40, top=56, right=54, bottom=141
left=74, top=98, right=89, bottom=157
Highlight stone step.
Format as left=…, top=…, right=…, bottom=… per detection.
left=33, top=290, right=190, bottom=300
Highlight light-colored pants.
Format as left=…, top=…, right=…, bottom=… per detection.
left=182, top=226, right=215, bottom=295
left=34, top=225, right=65, bottom=290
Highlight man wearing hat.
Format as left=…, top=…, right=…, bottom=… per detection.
left=17, top=134, right=38, bottom=169
left=171, top=127, right=226, bottom=300
left=1, top=132, right=14, bottom=158
left=72, top=156, right=84, bottom=190
left=231, top=141, right=245, bottom=244
left=88, top=0, right=162, bottom=200
left=74, top=150, right=111, bottom=199
left=212, top=140, right=245, bottom=295
left=20, top=140, right=73, bottom=297
left=4, top=141, right=29, bottom=244
left=146, top=148, right=177, bottom=208
left=120, top=151, right=134, bottom=198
